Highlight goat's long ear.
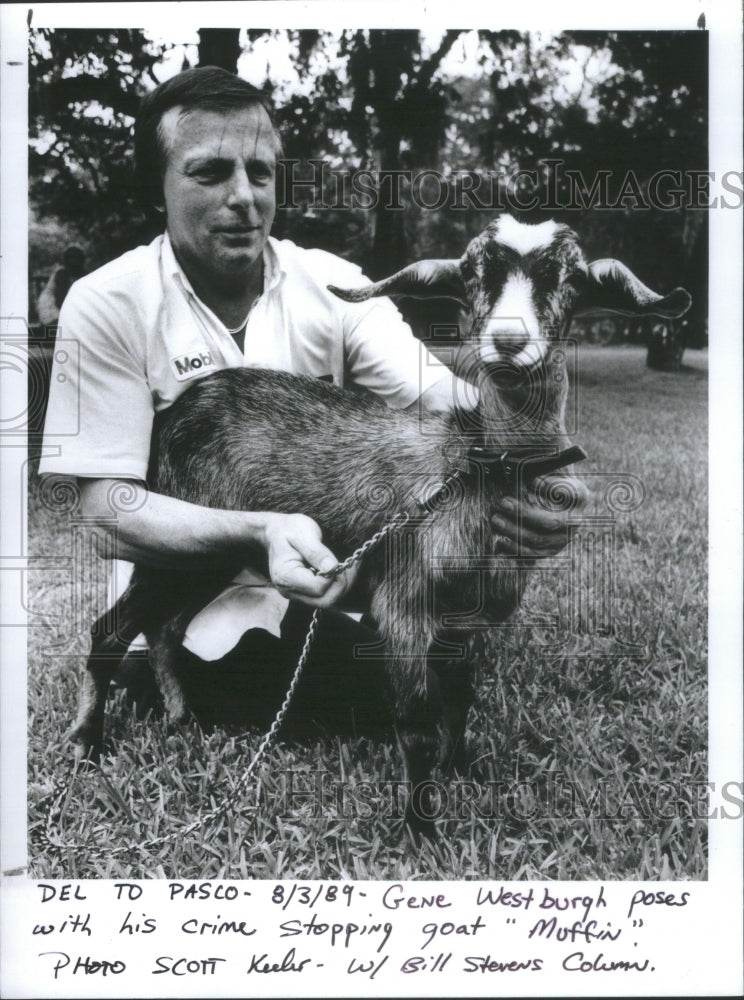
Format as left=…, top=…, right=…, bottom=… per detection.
left=329, top=259, right=465, bottom=304
left=576, top=259, right=691, bottom=318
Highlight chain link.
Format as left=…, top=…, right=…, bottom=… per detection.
left=60, top=506, right=418, bottom=862
left=45, top=451, right=582, bottom=861
left=316, top=511, right=412, bottom=578
left=104, top=606, right=324, bottom=858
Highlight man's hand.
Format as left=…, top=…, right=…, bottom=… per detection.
left=263, top=512, right=357, bottom=608
left=491, top=476, right=590, bottom=557
left=78, top=479, right=358, bottom=607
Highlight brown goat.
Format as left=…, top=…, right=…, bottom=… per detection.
left=70, top=216, right=690, bottom=833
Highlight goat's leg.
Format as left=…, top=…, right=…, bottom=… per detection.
left=432, top=645, right=475, bottom=777
left=372, top=564, right=447, bottom=837
left=69, top=602, right=142, bottom=761
left=384, top=634, right=446, bottom=839
left=145, top=609, right=196, bottom=725
left=395, top=687, right=446, bottom=839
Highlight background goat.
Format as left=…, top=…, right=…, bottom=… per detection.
left=71, top=215, right=690, bottom=833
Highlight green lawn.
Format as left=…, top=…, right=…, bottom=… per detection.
left=26, top=345, right=708, bottom=880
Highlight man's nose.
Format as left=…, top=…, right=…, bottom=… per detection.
left=226, top=167, right=255, bottom=209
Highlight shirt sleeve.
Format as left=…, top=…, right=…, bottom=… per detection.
left=331, top=259, right=451, bottom=409
left=38, top=280, right=155, bottom=481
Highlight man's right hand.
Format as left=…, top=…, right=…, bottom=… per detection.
left=262, top=512, right=357, bottom=608
left=78, top=479, right=355, bottom=609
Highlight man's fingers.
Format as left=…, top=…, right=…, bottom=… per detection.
left=267, top=517, right=365, bottom=606
left=304, top=565, right=359, bottom=608
left=272, top=543, right=336, bottom=596
left=289, top=533, right=339, bottom=577
left=532, top=475, right=592, bottom=513
left=274, top=558, right=358, bottom=607
left=493, top=501, right=566, bottom=539
left=494, top=477, right=589, bottom=521
left=492, top=516, right=564, bottom=554
left=273, top=559, right=331, bottom=598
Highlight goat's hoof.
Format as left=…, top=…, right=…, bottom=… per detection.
left=404, top=810, right=438, bottom=845
left=162, top=691, right=189, bottom=726
left=405, top=785, right=440, bottom=844
left=68, top=725, right=103, bottom=768
left=165, top=705, right=190, bottom=728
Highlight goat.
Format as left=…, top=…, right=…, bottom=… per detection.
left=70, top=215, right=690, bottom=833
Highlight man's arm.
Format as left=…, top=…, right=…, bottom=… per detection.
left=45, top=280, right=355, bottom=608
left=78, top=478, right=355, bottom=608
left=414, top=372, right=477, bottom=413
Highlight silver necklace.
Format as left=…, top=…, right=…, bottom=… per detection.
left=225, top=292, right=261, bottom=335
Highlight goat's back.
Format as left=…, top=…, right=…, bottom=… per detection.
left=149, top=368, right=453, bottom=557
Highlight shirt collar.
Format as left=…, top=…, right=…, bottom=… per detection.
left=162, top=231, right=192, bottom=292
left=162, top=230, right=285, bottom=298
left=264, top=237, right=286, bottom=293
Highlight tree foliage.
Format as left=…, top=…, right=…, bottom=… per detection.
left=29, top=29, right=169, bottom=263
left=29, top=25, right=707, bottom=335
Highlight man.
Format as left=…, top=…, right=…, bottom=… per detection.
left=41, top=67, right=578, bottom=729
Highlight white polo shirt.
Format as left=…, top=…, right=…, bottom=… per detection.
left=40, top=233, right=449, bottom=657
left=41, top=232, right=447, bottom=481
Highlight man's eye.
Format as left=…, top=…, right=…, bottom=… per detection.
left=190, top=165, right=230, bottom=184
left=249, top=164, right=274, bottom=184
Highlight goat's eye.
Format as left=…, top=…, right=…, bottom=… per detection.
left=566, top=269, right=588, bottom=292
left=460, top=260, right=475, bottom=281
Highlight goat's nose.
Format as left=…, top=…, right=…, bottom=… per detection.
left=486, top=318, right=530, bottom=357
left=480, top=274, right=544, bottom=367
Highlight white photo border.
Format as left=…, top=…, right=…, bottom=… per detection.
left=1, top=1, right=741, bottom=997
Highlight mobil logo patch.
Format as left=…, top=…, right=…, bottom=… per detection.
left=170, top=349, right=216, bottom=381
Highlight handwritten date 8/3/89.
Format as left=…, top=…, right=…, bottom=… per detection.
left=269, top=883, right=454, bottom=911
left=271, top=884, right=359, bottom=909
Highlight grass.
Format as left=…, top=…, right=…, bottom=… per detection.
left=26, top=345, right=708, bottom=880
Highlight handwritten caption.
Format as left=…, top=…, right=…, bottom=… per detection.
left=26, top=878, right=695, bottom=990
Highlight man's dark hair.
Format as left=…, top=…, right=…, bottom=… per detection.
left=134, top=65, right=280, bottom=212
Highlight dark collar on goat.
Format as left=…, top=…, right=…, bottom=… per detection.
left=412, top=441, right=587, bottom=514
left=466, top=440, right=587, bottom=487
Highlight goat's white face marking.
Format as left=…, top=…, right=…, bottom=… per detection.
left=480, top=273, right=547, bottom=368
left=494, top=216, right=559, bottom=256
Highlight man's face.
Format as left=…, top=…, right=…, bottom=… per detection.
left=159, top=104, right=278, bottom=289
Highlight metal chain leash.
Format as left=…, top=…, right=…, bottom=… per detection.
left=60, top=508, right=416, bottom=861
left=40, top=445, right=583, bottom=863
left=316, top=511, right=412, bottom=578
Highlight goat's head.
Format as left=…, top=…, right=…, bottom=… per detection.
left=329, top=214, right=691, bottom=374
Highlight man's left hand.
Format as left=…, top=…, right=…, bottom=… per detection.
left=490, top=476, right=590, bottom=557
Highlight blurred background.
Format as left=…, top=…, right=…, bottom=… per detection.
left=28, top=27, right=708, bottom=372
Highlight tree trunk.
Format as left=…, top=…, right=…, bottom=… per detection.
left=198, top=29, right=241, bottom=72
left=645, top=319, right=686, bottom=371
left=369, top=139, right=408, bottom=279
